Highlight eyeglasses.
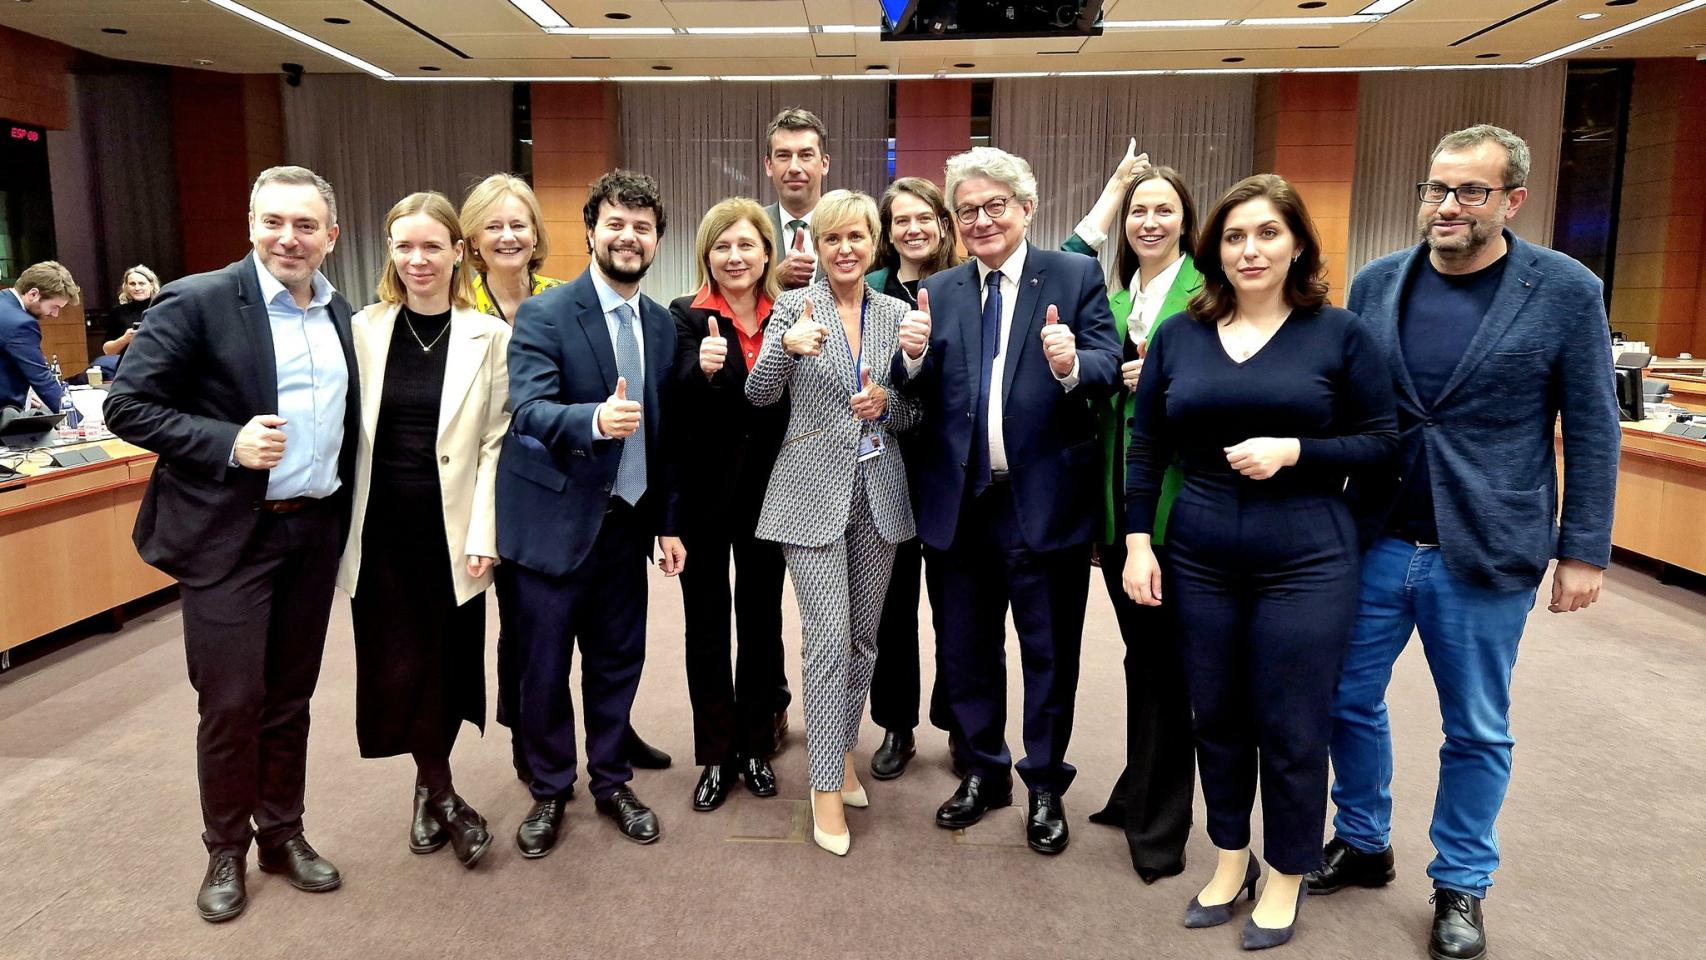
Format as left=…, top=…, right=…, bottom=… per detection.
left=954, top=195, right=1015, bottom=225
left=1415, top=182, right=1515, bottom=206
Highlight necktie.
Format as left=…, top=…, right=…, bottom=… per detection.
left=612, top=302, right=647, bottom=505
left=788, top=219, right=808, bottom=253
left=971, top=269, right=1002, bottom=494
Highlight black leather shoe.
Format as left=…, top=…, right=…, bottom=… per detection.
left=934, top=773, right=1013, bottom=829
left=743, top=757, right=778, bottom=797
left=516, top=797, right=566, bottom=859
left=1428, top=890, right=1487, bottom=960
left=625, top=728, right=673, bottom=770
left=1026, top=790, right=1070, bottom=854
left=870, top=729, right=916, bottom=781
left=410, top=784, right=448, bottom=854
left=425, top=790, right=492, bottom=869
left=1306, top=837, right=1396, bottom=895
left=1137, top=861, right=1186, bottom=885
left=256, top=835, right=341, bottom=892
left=693, top=763, right=738, bottom=812
left=768, top=711, right=790, bottom=758
left=596, top=786, right=660, bottom=844
left=196, top=854, right=246, bottom=923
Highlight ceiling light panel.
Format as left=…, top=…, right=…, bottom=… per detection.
left=1529, top=0, right=1706, bottom=64
left=206, top=0, right=392, bottom=77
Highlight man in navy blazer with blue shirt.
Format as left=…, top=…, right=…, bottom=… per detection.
left=1309, top=126, right=1618, bottom=960
left=893, top=147, right=1120, bottom=855
left=0, top=261, right=78, bottom=413
left=496, top=171, right=683, bottom=856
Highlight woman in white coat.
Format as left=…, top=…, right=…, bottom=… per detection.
left=337, top=191, right=510, bottom=869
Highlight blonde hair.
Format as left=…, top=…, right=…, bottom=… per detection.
left=377, top=192, right=475, bottom=310
left=13, top=261, right=81, bottom=304
left=692, top=198, right=781, bottom=302
left=812, top=189, right=881, bottom=252
left=117, top=265, right=160, bottom=304
left=460, top=173, right=550, bottom=274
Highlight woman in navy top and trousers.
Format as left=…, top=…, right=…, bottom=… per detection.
left=1123, top=174, right=1398, bottom=950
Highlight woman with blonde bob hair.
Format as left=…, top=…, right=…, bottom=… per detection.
left=338, top=190, right=512, bottom=870
left=667, top=197, right=791, bottom=812
left=459, top=173, right=561, bottom=323
left=746, top=189, right=919, bottom=855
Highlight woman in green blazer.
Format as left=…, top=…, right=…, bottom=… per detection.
left=1065, top=144, right=1204, bottom=883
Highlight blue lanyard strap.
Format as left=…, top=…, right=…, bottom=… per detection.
left=833, top=292, right=868, bottom=395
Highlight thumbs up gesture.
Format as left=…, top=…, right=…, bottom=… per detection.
left=850, top=364, right=887, bottom=421
left=598, top=375, right=644, bottom=439
left=1039, top=304, right=1076, bottom=377
left=898, top=286, right=932, bottom=359
left=782, top=298, right=830, bottom=357
left=700, top=316, right=728, bottom=377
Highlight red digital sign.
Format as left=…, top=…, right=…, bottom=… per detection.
left=9, top=126, right=41, bottom=142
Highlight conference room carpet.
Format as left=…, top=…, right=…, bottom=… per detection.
left=0, top=556, right=1701, bottom=960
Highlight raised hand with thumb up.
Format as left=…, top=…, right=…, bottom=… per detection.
left=850, top=364, right=887, bottom=421
left=598, top=375, right=644, bottom=439
left=898, top=286, right=932, bottom=359
left=782, top=297, right=830, bottom=357
left=699, top=315, right=728, bottom=377
left=1038, top=304, right=1077, bottom=377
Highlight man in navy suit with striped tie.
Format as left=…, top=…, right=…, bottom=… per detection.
left=892, top=147, right=1121, bottom=854
left=496, top=171, right=684, bottom=855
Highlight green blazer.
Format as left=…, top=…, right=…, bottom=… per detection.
left=1062, top=232, right=1201, bottom=546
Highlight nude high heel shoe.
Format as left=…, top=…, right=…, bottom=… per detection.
left=811, top=804, right=851, bottom=856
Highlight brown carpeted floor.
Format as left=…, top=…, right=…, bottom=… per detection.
left=1, top=557, right=1702, bottom=960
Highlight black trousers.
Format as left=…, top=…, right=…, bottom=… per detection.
left=179, top=501, right=341, bottom=857
left=502, top=501, right=649, bottom=802
left=1166, top=482, right=1360, bottom=875
left=868, top=536, right=952, bottom=734
left=932, top=480, right=1090, bottom=794
left=1087, top=538, right=1196, bottom=876
left=678, top=526, right=787, bottom=764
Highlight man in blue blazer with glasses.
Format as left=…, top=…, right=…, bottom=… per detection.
left=1310, top=125, right=1619, bottom=960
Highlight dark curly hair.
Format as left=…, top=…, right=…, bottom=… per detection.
left=582, top=169, right=667, bottom=241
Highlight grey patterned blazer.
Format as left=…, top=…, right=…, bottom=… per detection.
left=746, top=279, right=918, bottom=548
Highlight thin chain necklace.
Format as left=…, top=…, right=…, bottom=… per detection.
left=402, top=307, right=451, bottom=353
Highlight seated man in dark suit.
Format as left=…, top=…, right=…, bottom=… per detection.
left=497, top=170, right=684, bottom=855
left=1310, top=125, right=1620, bottom=960
left=892, top=146, right=1121, bottom=855
left=0, top=261, right=79, bottom=412
left=105, top=166, right=358, bottom=923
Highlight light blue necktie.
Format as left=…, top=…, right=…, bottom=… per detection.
left=612, top=302, right=646, bottom=505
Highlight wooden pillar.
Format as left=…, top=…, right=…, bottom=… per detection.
left=894, top=80, right=973, bottom=185
left=1255, top=75, right=1359, bottom=305
left=170, top=70, right=284, bottom=275
left=529, top=84, right=620, bottom=281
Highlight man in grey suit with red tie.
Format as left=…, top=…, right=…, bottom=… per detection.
left=496, top=170, right=685, bottom=855
left=892, top=146, right=1121, bottom=854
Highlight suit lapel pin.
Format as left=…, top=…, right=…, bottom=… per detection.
left=1029, top=278, right=1039, bottom=287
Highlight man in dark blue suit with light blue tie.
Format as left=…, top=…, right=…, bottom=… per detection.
left=893, top=147, right=1121, bottom=855
left=496, top=171, right=684, bottom=855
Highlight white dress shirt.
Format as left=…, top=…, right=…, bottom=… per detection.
left=1128, top=254, right=1186, bottom=344
left=251, top=252, right=347, bottom=500
left=590, top=266, right=646, bottom=441
left=782, top=206, right=817, bottom=263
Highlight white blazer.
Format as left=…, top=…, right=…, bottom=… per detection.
left=337, top=302, right=511, bottom=606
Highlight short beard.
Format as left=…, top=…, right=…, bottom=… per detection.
left=595, top=246, right=651, bottom=285
left=1419, top=208, right=1503, bottom=263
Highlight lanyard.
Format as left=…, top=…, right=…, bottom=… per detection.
left=833, top=292, right=869, bottom=395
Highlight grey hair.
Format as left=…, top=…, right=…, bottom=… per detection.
left=116, top=264, right=160, bottom=303
left=944, top=147, right=1039, bottom=209
left=249, top=165, right=339, bottom=225
left=1432, top=124, right=1531, bottom=188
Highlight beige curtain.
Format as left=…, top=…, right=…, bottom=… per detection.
left=618, top=81, right=890, bottom=302
left=281, top=75, right=513, bottom=302
left=991, top=76, right=1257, bottom=272
left=1348, top=66, right=1566, bottom=282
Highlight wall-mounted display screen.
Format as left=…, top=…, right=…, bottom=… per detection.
left=0, top=117, right=56, bottom=286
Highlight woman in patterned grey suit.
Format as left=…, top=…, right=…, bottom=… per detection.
left=746, top=189, right=918, bottom=856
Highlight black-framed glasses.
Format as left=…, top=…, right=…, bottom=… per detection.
left=954, top=195, right=1015, bottom=225
left=1416, top=182, right=1514, bottom=206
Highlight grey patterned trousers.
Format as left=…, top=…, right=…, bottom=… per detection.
left=781, top=466, right=898, bottom=792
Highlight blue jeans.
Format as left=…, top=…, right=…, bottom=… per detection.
left=1328, top=538, right=1536, bottom=898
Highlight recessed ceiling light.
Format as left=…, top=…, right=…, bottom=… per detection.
left=101, top=27, right=128, bottom=35
left=1579, top=11, right=1604, bottom=18
left=1222, top=56, right=1246, bottom=62
left=605, top=11, right=631, bottom=18
left=206, top=0, right=391, bottom=78
left=1298, top=1, right=1327, bottom=7
left=1591, top=44, right=1615, bottom=49
left=865, top=63, right=889, bottom=71
left=192, top=58, right=214, bottom=66
left=1476, top=52, right=1502, bottom=58
left=1604, top=0, right=1636, bottom=6
left=954, top=62, right=975, bottom=68
left=1297, top=44, right=1339, bottom=49
left=324, top=17, right=350, bottom=25
left=1690, top=42, right=1706, bottom=47
left=419, top=65, right=442, bottom=71
left=651, top=64, right=672, bottom=70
